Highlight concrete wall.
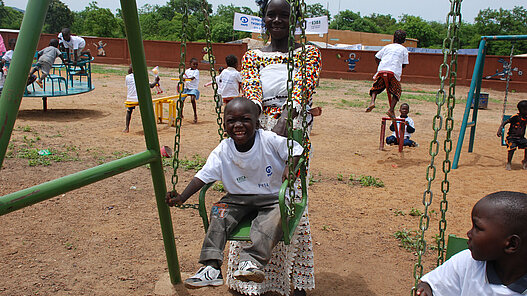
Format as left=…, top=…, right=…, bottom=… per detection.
left=1, top=31, right=525, bottom=92
left=252, top=29, right=418, bottom=47
left=320, top=48, right=527, bottom=92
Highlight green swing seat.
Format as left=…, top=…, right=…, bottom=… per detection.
left=198, top=129, right=308, bottom=245
left=445, top=234, right=468, bottom=261
left=501, top=115, right=512, bottom=146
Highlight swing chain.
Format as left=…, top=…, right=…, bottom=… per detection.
left=201, top=0, right=224, bottom=142
left=299, top=0, right=309, bottom=158
left=170, top=0, right=192, bottom=209
left=285, top=0, right=299, bottom=217
left=412, top=0, right=462, bottom=294
left=501, top=43, right=514, bottom=121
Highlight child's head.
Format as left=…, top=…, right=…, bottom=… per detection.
left=517, top=100, right=527, bottom=116
left=128, top=64, right=133, bottom=74
left=61, top=28, right=71, bottom=41
left=394, top=30, right=406, bottom=44
left=399, top=103, right=410, bottom=117
left=7, top=38, right=16, bottom=50
left=467, top=191, right=527, bottom=262
left=49, top=39, right=59, bottom=48
left=189, top=58, right=198, bottom=70
left=225, top=55, right=238, bottom=68
left=224, top=97, right=259, bottom=147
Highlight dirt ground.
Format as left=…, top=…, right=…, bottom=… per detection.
left=1, top=64, right=526, bottom=296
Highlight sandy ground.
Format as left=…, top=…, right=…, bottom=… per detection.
left=1, top=64, right=526, bottom=296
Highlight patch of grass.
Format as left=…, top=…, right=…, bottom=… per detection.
left=91, top=64, right=128, bottom=75
left=112, top=150, right=132, bottom=159
left=349, top=174, right=384, bottom=187
left=393, top=209, right=405, bottom=216
left=409, top=207, right=422, bottom=217
left=180, top=154, right=206, bottom=172
left=337, top=99, right=365, bottom=108
left=403, top=93, right=436, bottom=102
left=309, top=175, right=321, bottom=186
left=337, top=174, right=343, bottom=181
left=393, top=229, right=421, bottom=251
left=15, top=147, right=79, bottom=166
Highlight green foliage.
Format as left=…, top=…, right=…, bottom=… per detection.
left=72, top=2, right=123, bottom=38
left=44, top=0, right=74, bottom=34
left=212, top=182, right=224, bottom=192
left=393, top=209, right=405, bottom=216
left=364, top=13, right=397, bottom=34
left=0, top=1, right=23, bottom=29
left=393, top=229, right=421, bottom=251
left=180, top=154, right=206, bottom=171
left=409, top=207, right=422, bottom=216
left=329, top=10, right=379, bottom=33
left=398, top=15, right=440, bottom=48
left=336, top=174, right=343, bottom=181
left=348, top=174, right=384, bottom=187
left=305, top=3, right=330, bottom=20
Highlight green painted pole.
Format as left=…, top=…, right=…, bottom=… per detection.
left=0, top=151, right=156, bottom=215
left=120, top=0, right=182, bottom=285
left=0, top=0, right=50, bottom=167
left=452, top=38, right=486, bottom=169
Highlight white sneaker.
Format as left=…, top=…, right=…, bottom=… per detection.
left=184, top=265, right=223, bottom=289
left=233, top=260, right=265, bottom=283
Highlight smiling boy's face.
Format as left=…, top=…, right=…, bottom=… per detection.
left=224, top=101, right=258, bottom=147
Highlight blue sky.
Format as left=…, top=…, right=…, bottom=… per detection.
left=4, top=0, right=526, bottom=23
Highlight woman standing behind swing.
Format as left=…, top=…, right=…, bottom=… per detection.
left=227, top=0, right=321, bottom=295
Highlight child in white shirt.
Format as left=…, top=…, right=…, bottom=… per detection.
left=366, top=30, right=409, bottom=118
left=182, top=57, right=200, bottom=123
left=166, top=97, right=303, bottom=289
left=217, top=55, right=242, bottom=105
left=123, top=64, right=159, bottom=133
left=417, top=191, right=527, bottom=296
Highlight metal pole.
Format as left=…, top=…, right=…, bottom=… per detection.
left=120, top=0, right=182, bottom=285
left=0, top=0, right=51, bottom=167
left=0, top=151, right=157, bottom=215
left=452, top=38, right=486, bottom=169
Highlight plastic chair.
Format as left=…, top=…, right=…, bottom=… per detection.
left=445, top=234, right=468, bottom=261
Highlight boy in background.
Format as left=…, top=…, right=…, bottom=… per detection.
left=366, top=30, right=409, bottom=118
left=182, top=57, right=200, bottom=123
left=28, top=39, right=66, bottom=88
left=497, top=100, right=527, bottom=170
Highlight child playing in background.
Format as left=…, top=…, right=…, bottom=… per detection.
left=217, top=55, right=242, bottom=105
left=28, top=39, right=66, bottom=88
left=497, top=100, right=527, bottom=170
left=366, top=30, right=409, bottom=118
left=58, top=28, right=91, bottom=72
left=166, top=97, right=302, bottom=289
left=386, top=103, right=417, bottom=147
left=417, top=191, right=527, bottom=296
left=182, top=57, right=200, bottom=123
left=1, top=38, right=16, bottom=70
left=123, top=64, right=160, bottom=133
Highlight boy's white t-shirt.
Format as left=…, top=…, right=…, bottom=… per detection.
left=218, top=67, right=242, bottom=98
left=392, top=116, right=415, bottom=139
left=184, top=68, right=199, bottom=89
left=421, top=249, right=527, bottom=296
left=375, top=43, right=409, bottom=81
left=58, top=34, right=86, bottom=50
left=195, top=130, right=303, bottom=195
left=125, top=73, right=138, bottom=102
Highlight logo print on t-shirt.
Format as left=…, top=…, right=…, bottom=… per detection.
left=236, top=175, right=247, bottom=183
left=265, top=165, right=273, bottom=177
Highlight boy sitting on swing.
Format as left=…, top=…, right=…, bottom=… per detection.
left=166, top=97, right=302, bottom=289
left=417, top=191, right=527, bottom=296
left=497, top=100, right=527, bottom=170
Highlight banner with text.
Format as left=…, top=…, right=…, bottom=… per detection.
left=233, top=13, right=328, bottom=35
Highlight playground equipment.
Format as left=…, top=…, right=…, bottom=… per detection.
left=0, top=0, right=182, bottom=286
left=168, top=0, right=311, bottom=246
left=452, top=35, right=527, bottom=169
left=24, top=55, right=94, bottom=111
left=411, top=0, right=462, bottom=294
left=379, top=117, right=406, bottom=152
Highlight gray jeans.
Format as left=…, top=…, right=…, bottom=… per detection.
left=199, top=194, right=283, bottom=268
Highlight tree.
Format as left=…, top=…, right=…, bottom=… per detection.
left=398, top=15, right=439, bottom=48
left=329, top=10, right=379, bottom=33
left=73, top=2, right=123, bottom=38
left=0, top=0, right=23, bottom=30
left=211, top=4, right=253, bottom=41
left=473, top=6, right=527, bottom=55
left=305, top=3, right=330, bottom=20
left=364, top=13, right=396, bottom=35
left=44, top=0, right=74, bottom=34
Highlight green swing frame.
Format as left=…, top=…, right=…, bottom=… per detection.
left=197, top=129, right=308, bottom=245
